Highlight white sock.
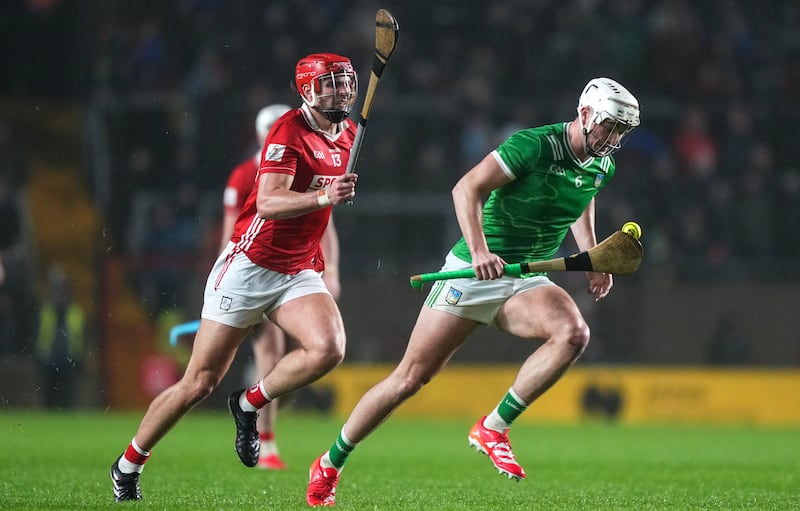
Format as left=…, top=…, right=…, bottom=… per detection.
left=483, top=410, right=511, bottom=433
left=320, top=451, right=337, bottom=470
left=118, top=438, right=149, bottom=474
left=118, top=457, right=143, bottom=474
left=261, top=439, right=279, bottom=456
left=239, top=391, right=257, bottom=412
left=239, top=381, right=272, bottom=412
left=484, top=387, right=528, bottom=433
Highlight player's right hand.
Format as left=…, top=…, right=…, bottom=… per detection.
left=472, top=251, right=507, bottom=280
left=327, top=173, right=358, bottom=205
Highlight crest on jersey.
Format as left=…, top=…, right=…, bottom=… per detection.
left=220, top=295, right=232, bottom=311
left=265, top=143, right=286, bottom=162
left=445, top=287, right=463, bottom=305
left=594, top=172, right=605, bottom=187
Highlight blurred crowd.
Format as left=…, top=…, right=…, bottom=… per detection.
left=2, top=0, right=799, bottom=349
left=0, top=123, right=36, bottom=358
left=74, top=0, right=799, bottom=284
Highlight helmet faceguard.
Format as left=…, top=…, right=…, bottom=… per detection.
left=577, top=78, right=640, bottom=157
left=295, top=53, right=358, bottom=123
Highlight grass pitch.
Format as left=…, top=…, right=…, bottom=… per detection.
left=1, top=410, right=798, bottom=510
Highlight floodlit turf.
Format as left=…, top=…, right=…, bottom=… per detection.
left=1, top=410, right=798, bottom=510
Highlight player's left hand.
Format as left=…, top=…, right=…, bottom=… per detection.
left=586, top=272, right=612, bottom=302
left=328, top=173, right=358, bottom=205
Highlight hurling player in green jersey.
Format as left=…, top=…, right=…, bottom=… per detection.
left=306, top=78, right=640, bottom=506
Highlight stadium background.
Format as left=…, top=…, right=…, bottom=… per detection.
left=0, top=0, right=798, bottom=422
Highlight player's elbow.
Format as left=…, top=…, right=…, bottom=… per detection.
left=451, top=179, right=466, bottom=202
left=451, top=175, right=484, bottom=208
left=255, top=202, right=270, bottom=219
left=256, top=200, right=280, bottom=220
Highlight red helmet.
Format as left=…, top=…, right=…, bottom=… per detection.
left=295, top=53, right=358, bottom=123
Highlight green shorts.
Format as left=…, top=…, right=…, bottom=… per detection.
left=424, top=251, right=555, bottom=326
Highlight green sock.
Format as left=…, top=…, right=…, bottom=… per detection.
left=496, top=388, right=528, bottom=425
left=327, top=429, right=356, bottom=469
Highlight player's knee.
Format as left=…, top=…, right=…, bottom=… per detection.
left=398, top=378, right=426, bottom=400
left=555, top=320, right=590, bottom=357
left=182, top=371, right=219, bottom=406
left=393, top=368, right=432, bottom=401
left=321, top=346, right=345, bottom=370
left=308, top=335, right=345, bottom=372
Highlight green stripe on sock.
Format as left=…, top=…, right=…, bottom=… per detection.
left=497, top=390, right=527, bottom=425
left=328, top=431, right=354, bottom=468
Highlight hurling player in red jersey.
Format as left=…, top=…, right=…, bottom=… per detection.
left=111, top=53, right=359, bottom=502
left=220, top=104, right=342, bottom=470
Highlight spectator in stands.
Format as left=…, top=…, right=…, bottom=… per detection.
left=35, top=267, right=86, bottom=408
left=0, top=167, right=31, bottom=357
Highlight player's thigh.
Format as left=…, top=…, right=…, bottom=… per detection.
left=183, top=319, right=250, bottom=382
left=396, top=306, right=478, bottom=377
left=495, top=284, right=585, bottom=339
left=269, top=293, right=344, bottom=350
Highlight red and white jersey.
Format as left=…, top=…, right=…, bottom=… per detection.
left=223, top=154, right=259, bottom=215
left=231, top=104, right=356, bottom=274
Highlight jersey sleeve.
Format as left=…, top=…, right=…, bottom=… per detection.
left=223, top=160, right=256, bottom=214
left=258, top=120, right=302, bottom=178
left=494, top=130, right=543, bottom=179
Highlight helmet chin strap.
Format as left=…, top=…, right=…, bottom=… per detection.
left=581, top=119, right=597, bottom=157
left=315, top=107, right=349, bottom=124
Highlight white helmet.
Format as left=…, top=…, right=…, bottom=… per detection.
left=256, top=104, right=292, bottom=144
left=577, top=78, right=640, bottom=156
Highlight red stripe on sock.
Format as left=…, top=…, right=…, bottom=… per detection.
left=245, top=383, right=270, bottom=409
left=260, top=431, right=275, bottom=441
left=124, top=443, right=150, bottom=466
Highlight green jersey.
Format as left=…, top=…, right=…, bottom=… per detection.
left=451, top=122, right=615, bottom=264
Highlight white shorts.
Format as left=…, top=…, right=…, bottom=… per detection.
left=201, top=242, right=330, bottom=328
left=424, top=251, right=555, bottom=326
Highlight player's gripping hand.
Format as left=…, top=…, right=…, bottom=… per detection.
left=327, top=173, right=359, bottom=205
left=472, top=251, right=507, bottom=281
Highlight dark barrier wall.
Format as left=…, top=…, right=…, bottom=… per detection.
left=336, top=279, right=800, bottom=367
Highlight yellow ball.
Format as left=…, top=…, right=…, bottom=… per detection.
left=622, top=222, right=642, bottom=240
left=622, top=221, right=642, bottom=239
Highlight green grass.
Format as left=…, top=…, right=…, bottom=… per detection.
left=1, top=410, right=798, bottom=510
